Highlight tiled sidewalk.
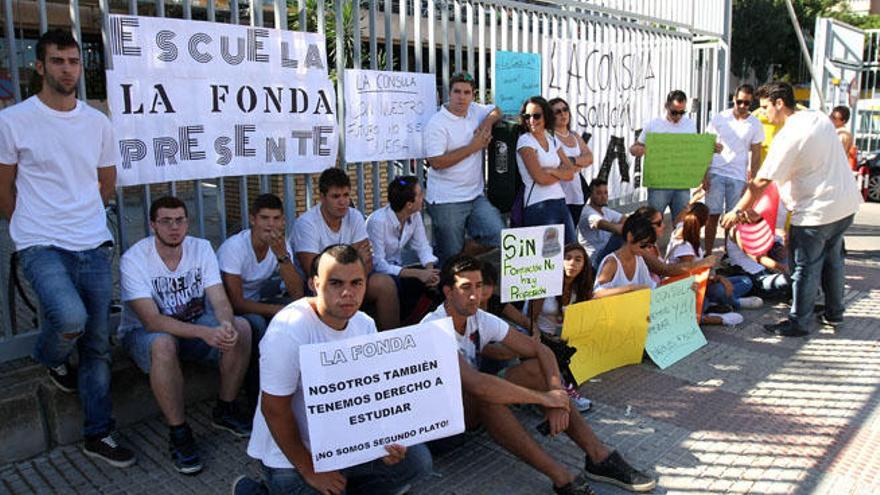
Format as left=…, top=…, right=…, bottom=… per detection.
left=2, top=213, right=878, bottom=495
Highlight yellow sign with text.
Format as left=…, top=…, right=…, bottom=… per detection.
left=561, top=289, right=652, bottom=383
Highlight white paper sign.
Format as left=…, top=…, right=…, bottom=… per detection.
left=300, top=318, right=464, bottom=472
left=500, top=225, right=565, bottom=303
left=105, top=15, right=338, bottom=186
left=343, top=70, right=437, bottom=162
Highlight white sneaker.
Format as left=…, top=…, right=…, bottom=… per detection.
left=706, top=312, right=744, bottom=326
left=738, top=296, right=764, bottom=309
left=565, top=384, right=592, bottom=412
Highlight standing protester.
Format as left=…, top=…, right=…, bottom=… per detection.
left=516, top=96, right=578, bottom=244
left=119, top=196, right=253, bottom=474
left=549, top=97, right=594, bottom=224
left=0, top=30, right=136, bottom=467
left=829, top=106, right=859, bottom=171
left=630, top=90, right=721, bottom=223
left=423, top=72, right=505, bottom=264
left=722, top=82, right=862, bottom=337
left=703, top=84, right=765, bottom=255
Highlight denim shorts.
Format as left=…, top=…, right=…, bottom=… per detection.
left=706, top=173, right=746, bottom=215
left=122, top=311, right=221, bottom=374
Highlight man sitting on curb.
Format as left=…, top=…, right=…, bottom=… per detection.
left=422, top=255, right=657, bottom=495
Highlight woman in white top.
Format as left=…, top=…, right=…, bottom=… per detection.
left=549, top=97, right=593, bottom=224
left=593, top=215, right=658, bottom=298
left=516, top=96, right=578, bottom=244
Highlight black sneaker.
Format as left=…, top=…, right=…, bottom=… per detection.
left=231, top=474, right=264, bottom=495
left=584, top=451, right=656, bottom=492
left=170, top=425, right=203, bottom=475
left=213, top=403, right=252, bottom=438
left=554, top=473, right=597, bottom=495
left=82, top=432, right=136, bottom=468
left=763, top=320, right=809, bottom=337
left=705, top=303, right=734, bottom=314
left=48, top=364, right=77, bottom=393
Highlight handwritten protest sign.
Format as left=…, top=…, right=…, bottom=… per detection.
left=300, top=318, right=464, bottom=472
left=105, top=15, right=338, bottom=185
left=495, top=51, right=541, bottom=116
left=642, top=133, right=715, bottom=189
left=500, top=225, right=564, bottom=303
left=343, top=70, right=437, bottom=162
left=561, top=289, right=651, bottom=383
left=660, top=266, right=710, bottom=322
left=645, top=277, right=707, bottom=369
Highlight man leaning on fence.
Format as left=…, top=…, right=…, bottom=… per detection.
left=0, top=29, right=136, bottom=468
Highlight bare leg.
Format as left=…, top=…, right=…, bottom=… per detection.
left=217, top=317, right=251, bottom=402
left=366, top=273, right=400, bottom=330
left=149, top=335, right=186, bottom=426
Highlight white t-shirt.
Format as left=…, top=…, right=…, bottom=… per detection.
left=706, top=109, right=764, bottom=181
left=558, top=137, right=585, bottom=205
left=665, top=236, right=704, bottom=265
left=247, top=298, right=377, bottom=469
left=293, top=204, right=368, bottom=255
left=421, top=304, right=508, bottom=368
left=365, top=205, right=437, bottom=276
left=725, top=238, right=765, bottom=275
left=756, top=110, right=861, bottom=226
left=594, top=252, right=656, bottom=291
left=423, top=102, right=495, bottom=204
left=516, top=131, right=566, bottom=207
left=0, top=96, right=115, bottom=251
left=636, top=115, right=697, bottom=143
left=118, top=236, right=223, bottom=337
left=577, top=204, right=624, bottom=258
left=217, top=229, right=294, bottom=300
left=524, top=293, right=576, bottom=335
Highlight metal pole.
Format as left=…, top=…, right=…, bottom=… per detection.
left=783, top=0, right=826, bottom=110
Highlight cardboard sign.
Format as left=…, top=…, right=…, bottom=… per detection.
left=343, top=70, right=437, bottom=162
left=645, top=277, right=707, bottom=369
left=105, top=15, right=338, bottom=185
left=643, top=133, right=715, bottom=189
left=500, top=225, right=564, bottom=303
left=299, top=318, right=464, bottom=472
left=495, top=51, right=541, bottom=116
left=660, top=266, right=710, bottom=322
left=561, top=289, right=652, bottom=383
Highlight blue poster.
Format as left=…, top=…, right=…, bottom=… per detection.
left=495, top=51, right=542, bottom=116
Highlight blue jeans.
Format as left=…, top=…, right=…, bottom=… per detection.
left=648, top=188, right=690, bottom=222
left=248, top=444, right=432, bottom=494
left=523, top=198, right=576, bottom=245
left=427, top=195, right=505, bottom=264
left=788, top=214, right=854, bottom=328
left=18, top=244, right=115, bottom=438
left=706, top=174, right=746, bottom=215
left=705, top=275, right=753, bottom=311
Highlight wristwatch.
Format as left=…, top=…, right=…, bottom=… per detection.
left=276, top=254, right=291, bottom=264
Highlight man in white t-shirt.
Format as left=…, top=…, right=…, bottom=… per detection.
left=294, top=167, right=400, bottom=330
left=366, top=175, right=440, bottom=322
left=236, top=244, right=432, bottom=494
left=722, top=82, right=862, bottom=337
left=218, top=192, right=304, bottom=414
left=703, top=84, right=765, bottom=255
left=423, top=71, right=504, bottom=264
left=0, top=30, right=135, bottom=467
left=119, top=196, right=252, bottom=475
left=577, top=179, right=625, bottom=269
left=630, top=90, right=720, bottom=222
left=422, top=255, right=656, bottom=494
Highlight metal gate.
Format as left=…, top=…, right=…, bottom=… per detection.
left=0, top=0, right=731, bottom=363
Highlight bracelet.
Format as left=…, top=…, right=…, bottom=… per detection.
left=276, top=254, right=291, bottom=264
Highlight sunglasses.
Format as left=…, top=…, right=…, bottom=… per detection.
left=522, top=112, right=543, bottom=121
left=651, top=220, right=663, bottom=227
left=735, top=99, right=752, bottom=106
left=668, top=109, right=686, bottom=116
left=553, top=107, right=569, bottom=115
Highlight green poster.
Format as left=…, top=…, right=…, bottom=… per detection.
left=643, top=133, right=715, bottom=189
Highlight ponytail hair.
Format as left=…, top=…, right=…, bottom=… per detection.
left=681, top=202, right=709, bottom=256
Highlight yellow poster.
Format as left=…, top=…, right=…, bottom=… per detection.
left=561, top=289, right=652, bottom=383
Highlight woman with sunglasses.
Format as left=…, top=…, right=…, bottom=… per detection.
left=516, top=96, right=578, bottom=244
left=549, top=98, right=593, bottom=225
left=593, top=215, right=658, bottom=298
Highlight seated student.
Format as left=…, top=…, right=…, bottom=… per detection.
left=423, top=255, right=656, bottom=494
left=293, top=167, right=400, bottom=330
left=218, top=193, right=304, bottom=414
left=526, top=243, right=594, bottom=412
left=630, top=204, right=718, bottom=282
left=593, top=216, right=659, bottom=298
left=726, top=212, right=791, bottom=300
left=366, top=175, right=440, bottom=322
left=577, top=179, right=625, bottom=269
left=235, top=245, right=432, bottom=495
left=119, top=196, right=252, bottom=475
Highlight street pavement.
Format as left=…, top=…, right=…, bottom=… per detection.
left=2, top=204, right=879, bottom=495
